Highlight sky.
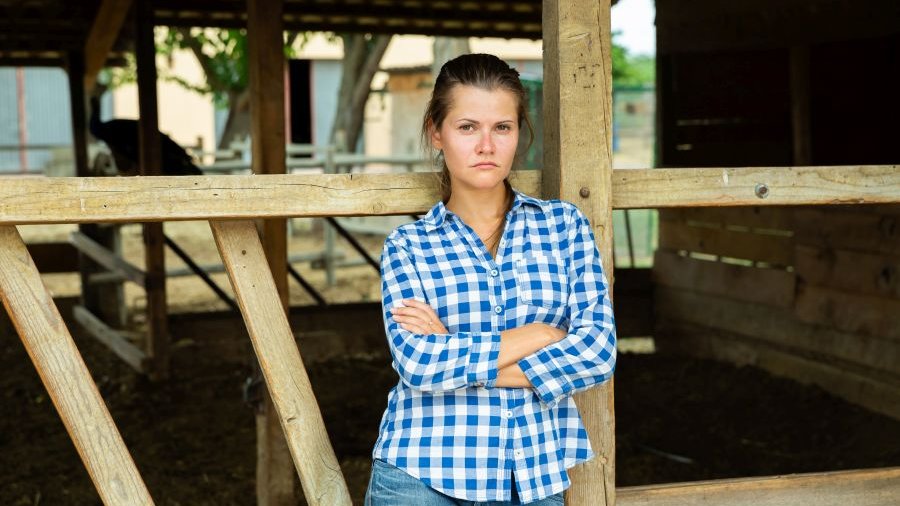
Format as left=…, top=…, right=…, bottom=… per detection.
left=611, top=0, right=656, bottom=56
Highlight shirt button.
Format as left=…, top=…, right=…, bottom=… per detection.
left=493, top=305, right=503, bottom=314
left=505, top=410, right=513, bottom=418
left=514, top=449, right=523, bottom=457
left=490, top=268, right=499, bottom=277
left=473, top=382, right=484, bottom=387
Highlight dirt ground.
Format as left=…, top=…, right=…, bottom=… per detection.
left=3, top=222, right=900, bottom=505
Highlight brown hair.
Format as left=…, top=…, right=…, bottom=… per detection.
left=421, top=53, right=535, bottom=203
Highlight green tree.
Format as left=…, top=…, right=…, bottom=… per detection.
left=612, top=31, right=655, bottom=87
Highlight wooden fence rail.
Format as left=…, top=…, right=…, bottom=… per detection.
left=0, top=166, right=898, bottom=225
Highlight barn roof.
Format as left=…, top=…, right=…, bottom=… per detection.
left=0, top=0, right=551, bottom=67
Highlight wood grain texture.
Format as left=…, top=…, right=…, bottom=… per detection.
left=653, top=250, right=796, bottom=308
left=0, top=226, right=153, bottom=505
left=135, top=0, right=169, bottom=380
left=618, top=466, right=900, bottom=506
left=613, top=165, right=900, bottom=209
left=83, top=0, right=133, bottom=91
left=210, top=220, right=351, bottom=505
left=543, top=0, right=616, bottom=504
left=655, top=286, right=900, bottom=378
left=794, top=283, right=900, bottom=342
left=0, top=171, right=539, bottom=224
left=793, top=207, right=900, bottom=255
left=247, top=0, right=294, bottom=502
left=658, top=221, right=793, bottom=265
left=1, top=165, right=899, bottom=224
left=795, top=244, right=900, bottom=298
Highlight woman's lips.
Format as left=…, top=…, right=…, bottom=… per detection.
left=472, top=162, right=499, bottom=169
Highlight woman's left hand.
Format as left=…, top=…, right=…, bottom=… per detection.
left=391, top=298, right=449, bottom=335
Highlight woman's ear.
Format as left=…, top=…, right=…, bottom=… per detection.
left=428, top=120, right=443, bottom=150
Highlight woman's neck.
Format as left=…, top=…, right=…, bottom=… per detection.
left=446, top=185, right=510, bottom=227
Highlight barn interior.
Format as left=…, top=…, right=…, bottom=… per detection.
left=0, top=0, right=898, bottom=505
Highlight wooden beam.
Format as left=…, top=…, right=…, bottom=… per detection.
left=617, top=466, right=900, bottom=506
left=790, top=46, right=812, bottom=166
left=135, top=0, right=169, bottom=380
left=73, top=305, right=149, bottom=373
left=0, top=226, right=152, bottom=505
left=246, top=0, right=295, bottom=503
left=1, top=165, right=898, bottom=225
left=611, top=165, right=900, bottom=209
left=653, top=249, right=796, bottom=308
left=70, top=231, right=146, bottom=286
left=542, top=0, right=615, bottom=504
left=210, top=219, right=351, bottom=505
left=83, top=0, right=133, bottom=91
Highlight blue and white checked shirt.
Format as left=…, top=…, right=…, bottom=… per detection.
left=372, top=189, right=617, bottom=503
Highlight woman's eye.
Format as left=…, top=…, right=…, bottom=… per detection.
left=497, top=124, right=511, bottom=132
left=459, top=124, right=475, bottom=132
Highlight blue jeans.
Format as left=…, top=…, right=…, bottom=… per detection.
left=365, top=459, right=566, bottom=506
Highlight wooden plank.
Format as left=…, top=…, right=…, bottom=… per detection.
left=27, top=242, right=79, bottom=273
left=795, top=284, right=900, bottom=342
left=210, top=220, right=351, bottom=506
left=73, top=305, right=149, bottom=373
left=795, top=244, right=900, bottom=298
left=790, top=46, right=811, bottom=166
left=135, top=0, right=169, bottom=380
left=653, top=250, right=796, bottom=308
left=659, top=206, right=794, bottom=230
left=543, top=0, right=616, bottom=504
left=0, top=171, right=537, bottom=224
left=658, top=221, right=793, bottom=265
left=0, top=166, right=899, bottom=224
left=655, top=285, right=900, bottom=378
left=247, top=0, right=295, bottom=503
left=613, top=165, right=900, bottom=209
left=70, top=231, right=146, bottom=285
left=618, top=466, right=900, bottom=506
left=793, top=207, right=900, bottom=256
left=656, top=319, right=900, bottom=421
left=83, top=0, right=133, bottom=91
left=0, top=226, right=153, bottom=505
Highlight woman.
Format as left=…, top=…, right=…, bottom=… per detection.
left=366, top=53, right=617, bottom=506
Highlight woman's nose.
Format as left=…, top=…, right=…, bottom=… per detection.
left=476, top=132, right=495, bottom=154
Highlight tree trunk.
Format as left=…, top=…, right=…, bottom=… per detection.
left=330, top=34, right=392, bottom=152
left=217, top=90, right=251, bottom=152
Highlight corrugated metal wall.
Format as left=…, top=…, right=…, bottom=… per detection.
left=0, top=67, right=73, bottom=174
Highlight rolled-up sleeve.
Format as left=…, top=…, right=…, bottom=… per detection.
left=381, top=231, right=502, bottom=393
left=517, top=207, right=617, bottom=408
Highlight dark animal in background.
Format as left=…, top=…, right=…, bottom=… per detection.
left=89, top=95, right=203, bottom=176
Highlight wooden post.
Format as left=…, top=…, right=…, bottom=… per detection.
left=0, top=226, right=153, bottom=505
left=246, top=0, right=296, bottom=503
left=135, top=0, right=169, bottom=380
left=69, top=51, right=127, bottom=329
left=542, top=1, right=616, bottom=504
left=210, top=220, right=352, bottom=505
left=790, top=46, right=812, bottom=166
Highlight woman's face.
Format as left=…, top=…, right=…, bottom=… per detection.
left=431, top=85, right=520, bottom=194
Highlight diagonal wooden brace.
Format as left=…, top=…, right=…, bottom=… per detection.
left=0, top=226, right=153, bottom=505
left=210, top=219, right=352, bottom=505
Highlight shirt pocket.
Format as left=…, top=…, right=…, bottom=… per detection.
left=514, top=253, right=568, bottom=308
